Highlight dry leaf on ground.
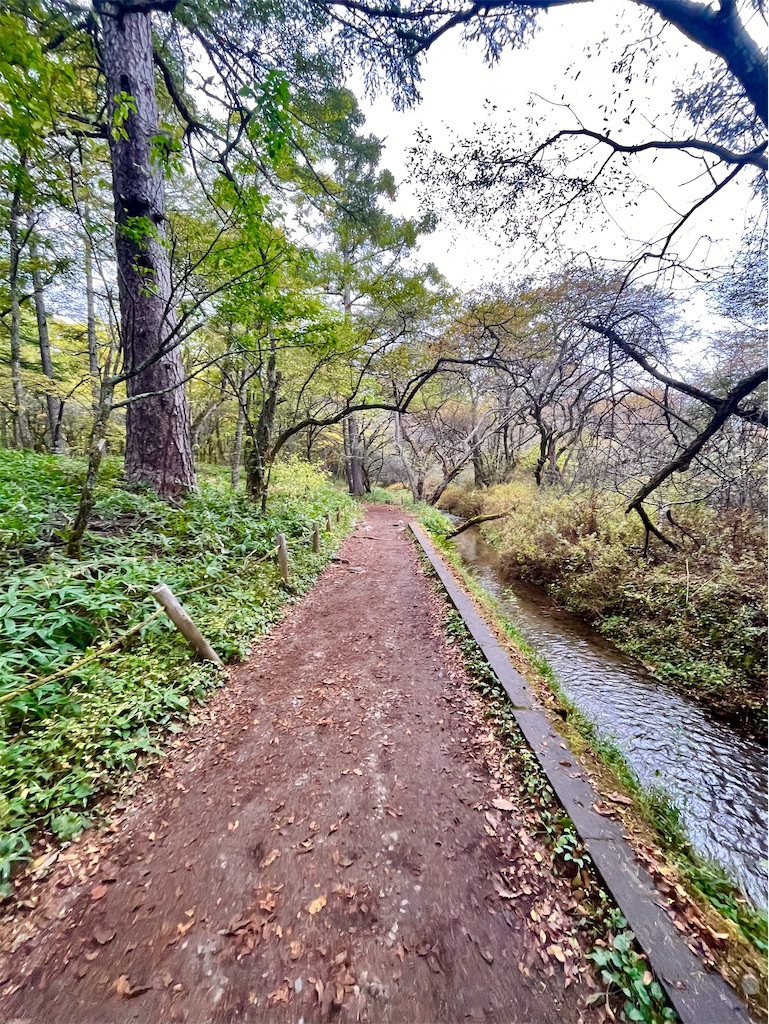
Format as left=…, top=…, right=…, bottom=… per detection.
left=307, top=894, right=327, bottom=915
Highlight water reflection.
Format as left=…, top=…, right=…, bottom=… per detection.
left=453, top=528, right=768, bottom=908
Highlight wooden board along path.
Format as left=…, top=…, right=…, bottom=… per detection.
left=410, top=523, right=751, bottom=1024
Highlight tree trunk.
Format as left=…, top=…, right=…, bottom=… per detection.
left=393, top=411, right=420, bottom=501
left=66, top=378, right=115, bottom=558
left=84, top=205, right=100, bottom=413
left=472, top=448, right=486, bottom=487
left=231, top=373, right=247, bottom=490
left=101, top=6, right=195, bottom=497
left=9, top=183, right=31, bottom=450
left=347, top=412, right=366, bottom=496
left=342, top=416, right=353, bottom=489
left=246, top=335, right=281, bottom=507
left=428, top=463, right=464, bottom=506
left=28, top=215, right=65, bottom=452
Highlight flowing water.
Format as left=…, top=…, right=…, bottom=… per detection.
left=452, top=527, right=768, bottom=908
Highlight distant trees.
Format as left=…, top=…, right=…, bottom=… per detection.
left=0, top=0, right=765, bottom=560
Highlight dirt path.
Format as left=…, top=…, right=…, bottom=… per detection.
left=1, top=506, right=600, bottom=1024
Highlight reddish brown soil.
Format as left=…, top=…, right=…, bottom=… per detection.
left=1, top=506, right=600, bottom=1024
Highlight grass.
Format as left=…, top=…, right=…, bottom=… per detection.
left=0, top=450, right=356, bottom=888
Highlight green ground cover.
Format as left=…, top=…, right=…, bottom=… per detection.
left=0, top=451, right=355, bottom=886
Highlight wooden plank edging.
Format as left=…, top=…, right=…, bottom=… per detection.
left=410, top=523, right=751, bottom=1024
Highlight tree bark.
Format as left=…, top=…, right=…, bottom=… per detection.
left=84, top=205, right=101, bottom=413
left=28, top=215, right=65, bottom=452
left=9, top=183, right=32, bottom=450
left=639, top=0, right=768, bottom=128
left=231, top=372, right=247, bottom=490
left=347, top=412, right=366, bottom=496
left=100, top=3, right=195, bottom=497
left=246, top=334, right=281, bottom=507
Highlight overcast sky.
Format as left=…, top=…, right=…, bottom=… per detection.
left=350, top=0, right=762, bottom=313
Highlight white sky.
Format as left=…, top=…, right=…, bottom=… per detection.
left=350, top=0, right=762, bottom=309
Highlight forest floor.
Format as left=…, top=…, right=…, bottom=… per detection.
left=0, top=505, right=605, bottom=1024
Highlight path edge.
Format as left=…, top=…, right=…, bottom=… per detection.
left=410, top=522, right=752, bottom=1024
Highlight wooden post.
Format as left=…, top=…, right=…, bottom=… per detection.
left=335, top=507, right=341, bottom=523
left=312, top=522, right=320, bottom=552
left=152, top=585, right=223, bottom=667
left=276, top=533, right=289, bottom=583
left=325, top=512, right=332, bottom=532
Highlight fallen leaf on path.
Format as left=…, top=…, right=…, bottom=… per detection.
left=479, top=949, right=494, bottom=965
left=307, top=894, right=327, bottom=915
left=177, top=916, right=195, bottom=935
left=114, top=975, right=151, bottom=998
left=491, top=797, right=516, bottom=812
left=493, top=879, right=519, bottom=900
left=228, top=820, right=240, bottom=831
left=547, top=945, right=566, bottom=963
left=289, top=940, right=302, bottom=958
left=268, top=984, right=289, bottom=1004
left=593, top=802, right=615, bottom=817
left=260, top=850, right=280, bottom=868
left=605, top=792, right=633, bottom=806
left=148, top=832, right=156, bottom=841
left=259, top=890, right=278, bottom=911
left=90, top=884, right=108, bottom=902
left=93, top=926, right=115, bottom=945
left=352, top=768, right=363, bottom=776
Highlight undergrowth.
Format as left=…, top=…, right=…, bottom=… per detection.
left=439, top=481, right=767, bottom=737
left=0, top=450, right=356, bottom=888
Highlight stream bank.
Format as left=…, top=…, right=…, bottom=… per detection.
left=450, top=526, right=768, bottom=911
left=439, top=485, right=767, bottom=739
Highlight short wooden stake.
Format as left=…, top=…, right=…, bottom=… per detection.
left=312, top=522, right=320, bottom=552
left=152, top=584, right=223, bottom=667
left=277, top=533, right=289, bottom=583
left=325, top=512, right=332, bottom=532
left=335, top=507, right=341, bottom=522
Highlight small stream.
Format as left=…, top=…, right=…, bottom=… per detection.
left=452, top=528, right=768, bottom=908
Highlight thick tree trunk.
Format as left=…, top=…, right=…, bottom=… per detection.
left=9, top=184, right=31, bottom=450
left=101, top=5, right=195, bottom=497
left=28, top=215, right=65, bottom=452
